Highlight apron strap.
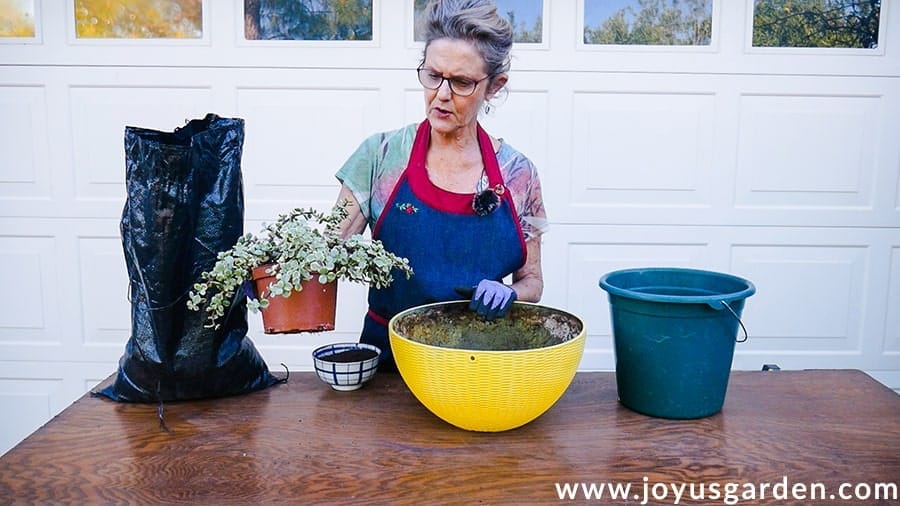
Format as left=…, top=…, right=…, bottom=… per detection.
left=477, top=122, right=503, bottom=189
left=476, top=122, right=520, bottom=225
left=372, top=121, right=430, bottom=237
left=366, top=308, right=389, bottom=327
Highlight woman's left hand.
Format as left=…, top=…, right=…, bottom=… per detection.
left=467, top=279, right=517, bottom=321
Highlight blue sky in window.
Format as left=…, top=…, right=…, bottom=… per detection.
left=492, top=0, right=640, bottom=27
left=584, top=0, right=636, bottom=28
left=494, top=0, right=540, bottom=22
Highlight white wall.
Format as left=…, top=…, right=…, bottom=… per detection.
left=1, top=1, right=898, bottom=455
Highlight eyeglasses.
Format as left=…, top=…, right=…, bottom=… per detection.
left=417, top=66, right=491, bottom=97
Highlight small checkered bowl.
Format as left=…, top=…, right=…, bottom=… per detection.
left=312, top=342, right=381, bottom=391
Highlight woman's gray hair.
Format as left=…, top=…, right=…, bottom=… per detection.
left=419, top=0, right=513, bottom=79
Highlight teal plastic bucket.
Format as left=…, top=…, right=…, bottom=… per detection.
left=598, top=268, right=755, bottom=419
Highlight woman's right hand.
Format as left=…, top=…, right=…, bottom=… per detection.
left=335, top=184, right=368, bottom=238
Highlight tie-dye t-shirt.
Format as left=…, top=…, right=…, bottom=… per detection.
left=335, top=123, right=547, bottom=241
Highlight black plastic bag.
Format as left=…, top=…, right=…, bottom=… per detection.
left=97, top=114, right=280, bottom=402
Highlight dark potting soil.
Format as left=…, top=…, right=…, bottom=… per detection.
left=394, top=303, right=583, bottom=351
left=321, top=349, right=379, bottom=363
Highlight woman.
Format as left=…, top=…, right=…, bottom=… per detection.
left=335, top=0, right=547, bottom=370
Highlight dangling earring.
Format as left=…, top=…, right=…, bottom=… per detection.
left=483, top=101, right=493, bottom=115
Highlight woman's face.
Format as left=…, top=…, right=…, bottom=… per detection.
left=421, top=38, right=503, bottom=136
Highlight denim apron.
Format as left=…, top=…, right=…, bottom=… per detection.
left=361, top=120, right=526, bottom=370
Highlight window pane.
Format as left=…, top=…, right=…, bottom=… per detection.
left=584, top=0, right=712, bottom=46
left=413, top=0, right=544, bottom=43
left=752, top=0, right=881, bottom=49
left=0, top=0, right=35, bottom=37
left=495, top=0, right=543, bottom=43
left=75, top=0, right=202, bottom=39
left=244, top=0, right=373, bottom=41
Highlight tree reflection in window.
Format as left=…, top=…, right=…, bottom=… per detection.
left=584, top=0, right=712, bottom=46
left=75, top=0, right=201, bottom=39
left=413, top=0, right=543, bottom=43
left=0, top=0, right=35, bottom=37
left=752, top=0, right=880, bottom=49
left=244, top=0, right=372, bottom=41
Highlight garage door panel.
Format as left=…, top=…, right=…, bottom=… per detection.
left=0, top=235, right=59, bottom=340
left=571, top=90, right=716, bottom=208
left=893, top=123, right=900, bottom=213
left=77, top=236, right=130, bottom=347
left=884, top=247, right=900, bottom=354
left=731, top=244, right=866, bottom=351
left=0, top=219, right=127, bottom=364
left=69, top=85, right=215, bottom=201
left=736, top=93, right=879, bottom=208
left=0, top=86, right=50, bottom=200
left=238, top=86, right=383, bottom=207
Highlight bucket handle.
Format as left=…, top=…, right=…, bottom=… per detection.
left=720, top=300, right=749, bottom=343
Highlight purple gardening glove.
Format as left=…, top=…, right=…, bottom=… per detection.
left=468, top=279, right=517, bottom=321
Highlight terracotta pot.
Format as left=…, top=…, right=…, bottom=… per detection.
left=251, top=265, right=337, bottom=334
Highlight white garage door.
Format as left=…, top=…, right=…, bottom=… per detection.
left=1, top=1, right=897, bottom=454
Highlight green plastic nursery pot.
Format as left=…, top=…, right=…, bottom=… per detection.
left=598, top=268, right=755, bottom=419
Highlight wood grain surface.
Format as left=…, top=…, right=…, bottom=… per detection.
left=1, top=370, right=898, bottom=505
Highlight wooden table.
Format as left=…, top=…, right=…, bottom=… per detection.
left=1, top=370, right=898, bottom=505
